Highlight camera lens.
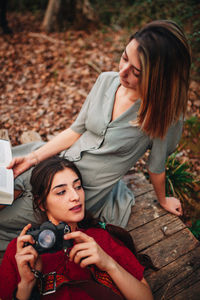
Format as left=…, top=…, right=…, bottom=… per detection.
left=38, top=229, right=56, bottom=249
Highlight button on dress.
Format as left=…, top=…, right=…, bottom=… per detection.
left=0, top=72, right=183, bottom=250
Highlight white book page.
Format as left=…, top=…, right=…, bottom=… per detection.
left=0, top=139, right=13, bottom=204
left=0, top=139, right=12, bottom=166
left=0, top=167, right=13, bottom=204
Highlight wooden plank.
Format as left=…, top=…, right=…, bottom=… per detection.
left=145, top=246, right=200, bottom=293
left=124, top=170, right=200, bottom=300
left=123, top=172, right=153, bottom=197
left=141, top=228, right=200, bottom=269
left=154, top=267, right=200, bottom=299
left=126, top=191, right=167, bottom=231
left=171, top=280, right=200, bottom=300
left=129, top=214, right=186, bottom=251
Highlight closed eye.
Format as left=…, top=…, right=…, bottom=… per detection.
left=122, top=54, right=128, bottom=61
left=132, top=69, right=140, bottom=77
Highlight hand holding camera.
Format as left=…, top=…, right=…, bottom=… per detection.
left=25, top=221, right=73, bottom=254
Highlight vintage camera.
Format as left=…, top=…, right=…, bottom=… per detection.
left=26, top=221, right=73, bottom=254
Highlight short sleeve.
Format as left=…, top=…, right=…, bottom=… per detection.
left=70, top=74, right=103, bottom=134
left=147, top=120, right=183, bottom=173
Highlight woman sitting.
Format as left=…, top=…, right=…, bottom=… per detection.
left=0, top=156, right=154, bottom=300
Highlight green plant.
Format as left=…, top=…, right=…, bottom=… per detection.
left=165, top=152, right=197, bottom=199
left=190, top=220, right=200, bottom=240
left=180, top=116, right=200, bottom=155
left=8, top=0, right=48, bottom=12
left=185, top=116, right=200, bottom=135
left=165, top=151, right=200, bottom=222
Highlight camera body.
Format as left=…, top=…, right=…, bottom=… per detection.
left=26, top=221, right=73, bottom=254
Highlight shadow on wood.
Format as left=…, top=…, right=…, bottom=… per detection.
left=125, top=173, right=200, bottom=300
left=1, top=130, right=200, bottom=299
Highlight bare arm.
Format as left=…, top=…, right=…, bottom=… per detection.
left=66, top=231, right=153, bottom=300
left=106, top=259, right=153, bottom=300
left=7, top=128, right=81, bottom=177
left=28, top=128, right=81, bottom=162
left=148, top=169, right=183, bottom=216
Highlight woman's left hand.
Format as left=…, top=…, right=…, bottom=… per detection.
left=64, top=231, right=115, bottom=271
left=160, top=197, right=183, bottom=216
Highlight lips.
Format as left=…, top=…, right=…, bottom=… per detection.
left=70, top=204, right=82, bottom=211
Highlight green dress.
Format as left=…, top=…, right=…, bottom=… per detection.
left=0, top=72, right=183, bottom=250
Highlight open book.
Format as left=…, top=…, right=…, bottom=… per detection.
left=0, top=139, right=13, bottom=205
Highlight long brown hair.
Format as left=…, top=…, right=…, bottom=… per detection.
left=131, top=20, right=191, bottom=139
left=30, top=156, right=157, bottom=270
left=30, top=155, right=83, bottom=222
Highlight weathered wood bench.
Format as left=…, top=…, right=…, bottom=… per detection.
left=124, top=172, right=200, bottom=300
left=1, top=130, right=200, bottom=299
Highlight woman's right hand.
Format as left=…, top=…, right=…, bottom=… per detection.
left=15, top=224, right=42, bottom=299
left=7, top=153, right=36, bottom=178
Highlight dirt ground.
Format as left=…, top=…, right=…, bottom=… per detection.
left=0, top=13, right=199, bottom=176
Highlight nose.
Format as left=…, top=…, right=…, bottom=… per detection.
left=119, top=62, right=131, bottom=77
left=68, top=188, right=80, bottom=202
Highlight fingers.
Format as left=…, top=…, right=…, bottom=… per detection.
left=19, top=224, right=32, bottom=237
left=172, top=203, right=183, bottom=216
left=69, top=242, right=94, bottom=262
left=178, top=205, right=183, bottom=215
left=73, top=249, right=92, bottom=265
left=64, top=231, right=93, bottom=244
left=163, top=197, right=183, bottom=216
left=17, top=224, right=34, bottom=252
left=7, top=157, right=23, bottom=169
left=172, top=208, right=182, bottom=216
left=79, top=256, right=97, bottom=268
left=6, top=156, right=29, bottom=177
left=67, top=232, right=99, bottom=268
left=16, top=246, right=39, bottom=269
left=13, top=165, right=26, bottom=178
left=170, top=197, right=183, bottom=216
left=174, top=205, right=183, bottom=216
left=66, top=231, right=110, bottom=270
left=70, top=244, right=98, bottom=268
left=6, top=158, right=17, bottom=169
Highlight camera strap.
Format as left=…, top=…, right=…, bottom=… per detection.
left=32, top=267, right=124, bottom=299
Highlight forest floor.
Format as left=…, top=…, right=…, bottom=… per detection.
left=0, top=12, right=199, bottom=224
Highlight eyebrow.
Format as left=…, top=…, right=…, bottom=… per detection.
left=124, top=49, right=141, bottom=72
left=52, top=178, right=81, bottom=190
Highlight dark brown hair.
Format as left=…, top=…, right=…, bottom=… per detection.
left=130, top=20, right=191, bottom=138
left=30, top=155, right=82, bottom=221
left=30, top=156, right=157, bottom=270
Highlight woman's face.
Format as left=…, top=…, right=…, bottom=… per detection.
left=119, top=39, right=141, bottom=92
left=45, top=168, right=85, bottom=231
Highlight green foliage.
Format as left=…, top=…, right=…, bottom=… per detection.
left=185, top=116, right=200, bottom=135
left=165, top=152, right=197, bottom=199
left=8, top=0, right=48, bottom=12
left=190, top=220, right=200, bottom=240
left=180, top=116, right=200, bottom=155
left=165, top=151, right=200, bottom=228
left=91, top=0, right=200, bottom=79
